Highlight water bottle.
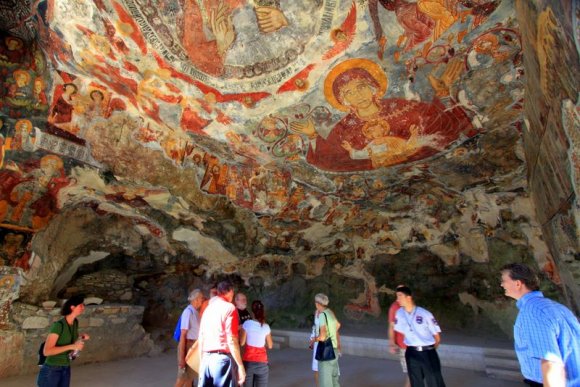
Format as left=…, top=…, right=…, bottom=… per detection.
left=68, top=339, right=84, bottom=361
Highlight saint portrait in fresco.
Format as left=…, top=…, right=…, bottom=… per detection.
left=291, top=58, right=473, bottom=172
left=0, top=229, right=32, bottom=270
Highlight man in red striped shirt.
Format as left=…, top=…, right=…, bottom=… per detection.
left=198, top=281, right=246, bottom=386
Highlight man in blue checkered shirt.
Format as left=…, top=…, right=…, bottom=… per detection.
left=501, top=263, right=580, bottom=387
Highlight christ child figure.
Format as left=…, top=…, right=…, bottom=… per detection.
left=341, top=119, right=421, bottom=168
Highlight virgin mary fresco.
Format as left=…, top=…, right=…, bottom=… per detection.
left=291, top=58, right=473, bottom=172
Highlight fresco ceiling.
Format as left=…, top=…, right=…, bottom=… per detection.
left=2, top=0, right=561, bottom=325
left=8, top=0, right=523, bottom=195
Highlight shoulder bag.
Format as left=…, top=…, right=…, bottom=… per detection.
left=185, top=340, right=200, bottom=373
left=314, top=312, right=336, bottom=361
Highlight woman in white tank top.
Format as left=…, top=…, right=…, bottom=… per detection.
left=240, top=300, right=273, bottom=387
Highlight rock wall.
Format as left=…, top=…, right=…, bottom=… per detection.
left=61, top=269, right=134, bottom=302
left=1, top=302, right=155, bottom=378
left=516, top=0, right=580, bottom=312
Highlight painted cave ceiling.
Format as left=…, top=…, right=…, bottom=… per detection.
left=1, top=0, right=547, bottom=300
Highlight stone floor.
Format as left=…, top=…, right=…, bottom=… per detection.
left=2, top=347, right=524, bottom=387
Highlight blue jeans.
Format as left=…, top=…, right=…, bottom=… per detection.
left=199, top=352, right=238, bottom=387
left=243, top=361, right=269, bottom=387
left=37, top=365, right=71, bottom=387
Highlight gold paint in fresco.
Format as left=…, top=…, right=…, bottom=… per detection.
left=323, top=58, right=388, bottom=112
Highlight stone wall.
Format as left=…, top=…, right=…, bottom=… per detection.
left=0, top=331, right=24, bottom=378
left=60, top=269, right=134, bottom=302
left=516, top=0, right=580, bottom=311
left=0, top=303, right=155, bottom=378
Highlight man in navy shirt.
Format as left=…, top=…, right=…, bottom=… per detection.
left=501, top=263, right=580, bottom=387
left=393, top=286, right=446, bottom=387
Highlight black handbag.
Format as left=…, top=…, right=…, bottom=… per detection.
left=314, top=312, right=336, bottom=361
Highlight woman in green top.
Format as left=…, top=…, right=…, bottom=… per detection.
left=37, top=294, right=90, bottom=387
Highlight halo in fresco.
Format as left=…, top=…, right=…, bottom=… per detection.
left=121, top=0, right=337, bottom=92
left=323, top=58, right=388, bottom=112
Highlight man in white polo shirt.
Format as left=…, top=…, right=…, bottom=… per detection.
left=393, top=285, right=446, bottom=387
left=175, top=288, right=204, bottom=387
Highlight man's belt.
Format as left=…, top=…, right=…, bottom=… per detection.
left=407, top=345, right=435, bottom=352
left=205, top=350, right=230, bottom=355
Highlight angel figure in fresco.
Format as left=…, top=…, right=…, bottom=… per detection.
left=180, top=0, right=320, bottom=76
left=290, top=58, right=472, bottom=172
left=321, top=2, right=357, bottom=60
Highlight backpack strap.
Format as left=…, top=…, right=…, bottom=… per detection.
left=73, top=318, right=78, bottom=339
left=59, top=318, right=77, bottom=344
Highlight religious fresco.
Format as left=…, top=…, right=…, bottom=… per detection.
left=0, top=33, right=94, bottom=274
left=0, top=0, right=522, bottom=261
left=0, top=35, right=49, bottom=120
left=0, top=154, right=71, bottom=231
left=38, top=0, right=523, bottom=180
left=286, top=58, right=475, bottom=171
left=0, top=266, right=21, bottom=328
left=123, top=0, right=338, bottom=88
left=0, top=228, right=33, bottom=269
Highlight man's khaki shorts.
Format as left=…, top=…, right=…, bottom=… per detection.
left=176, top=340, right=198, bottom=381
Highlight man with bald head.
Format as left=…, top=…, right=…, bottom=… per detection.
left=235, top=292, right=251, bottom=325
